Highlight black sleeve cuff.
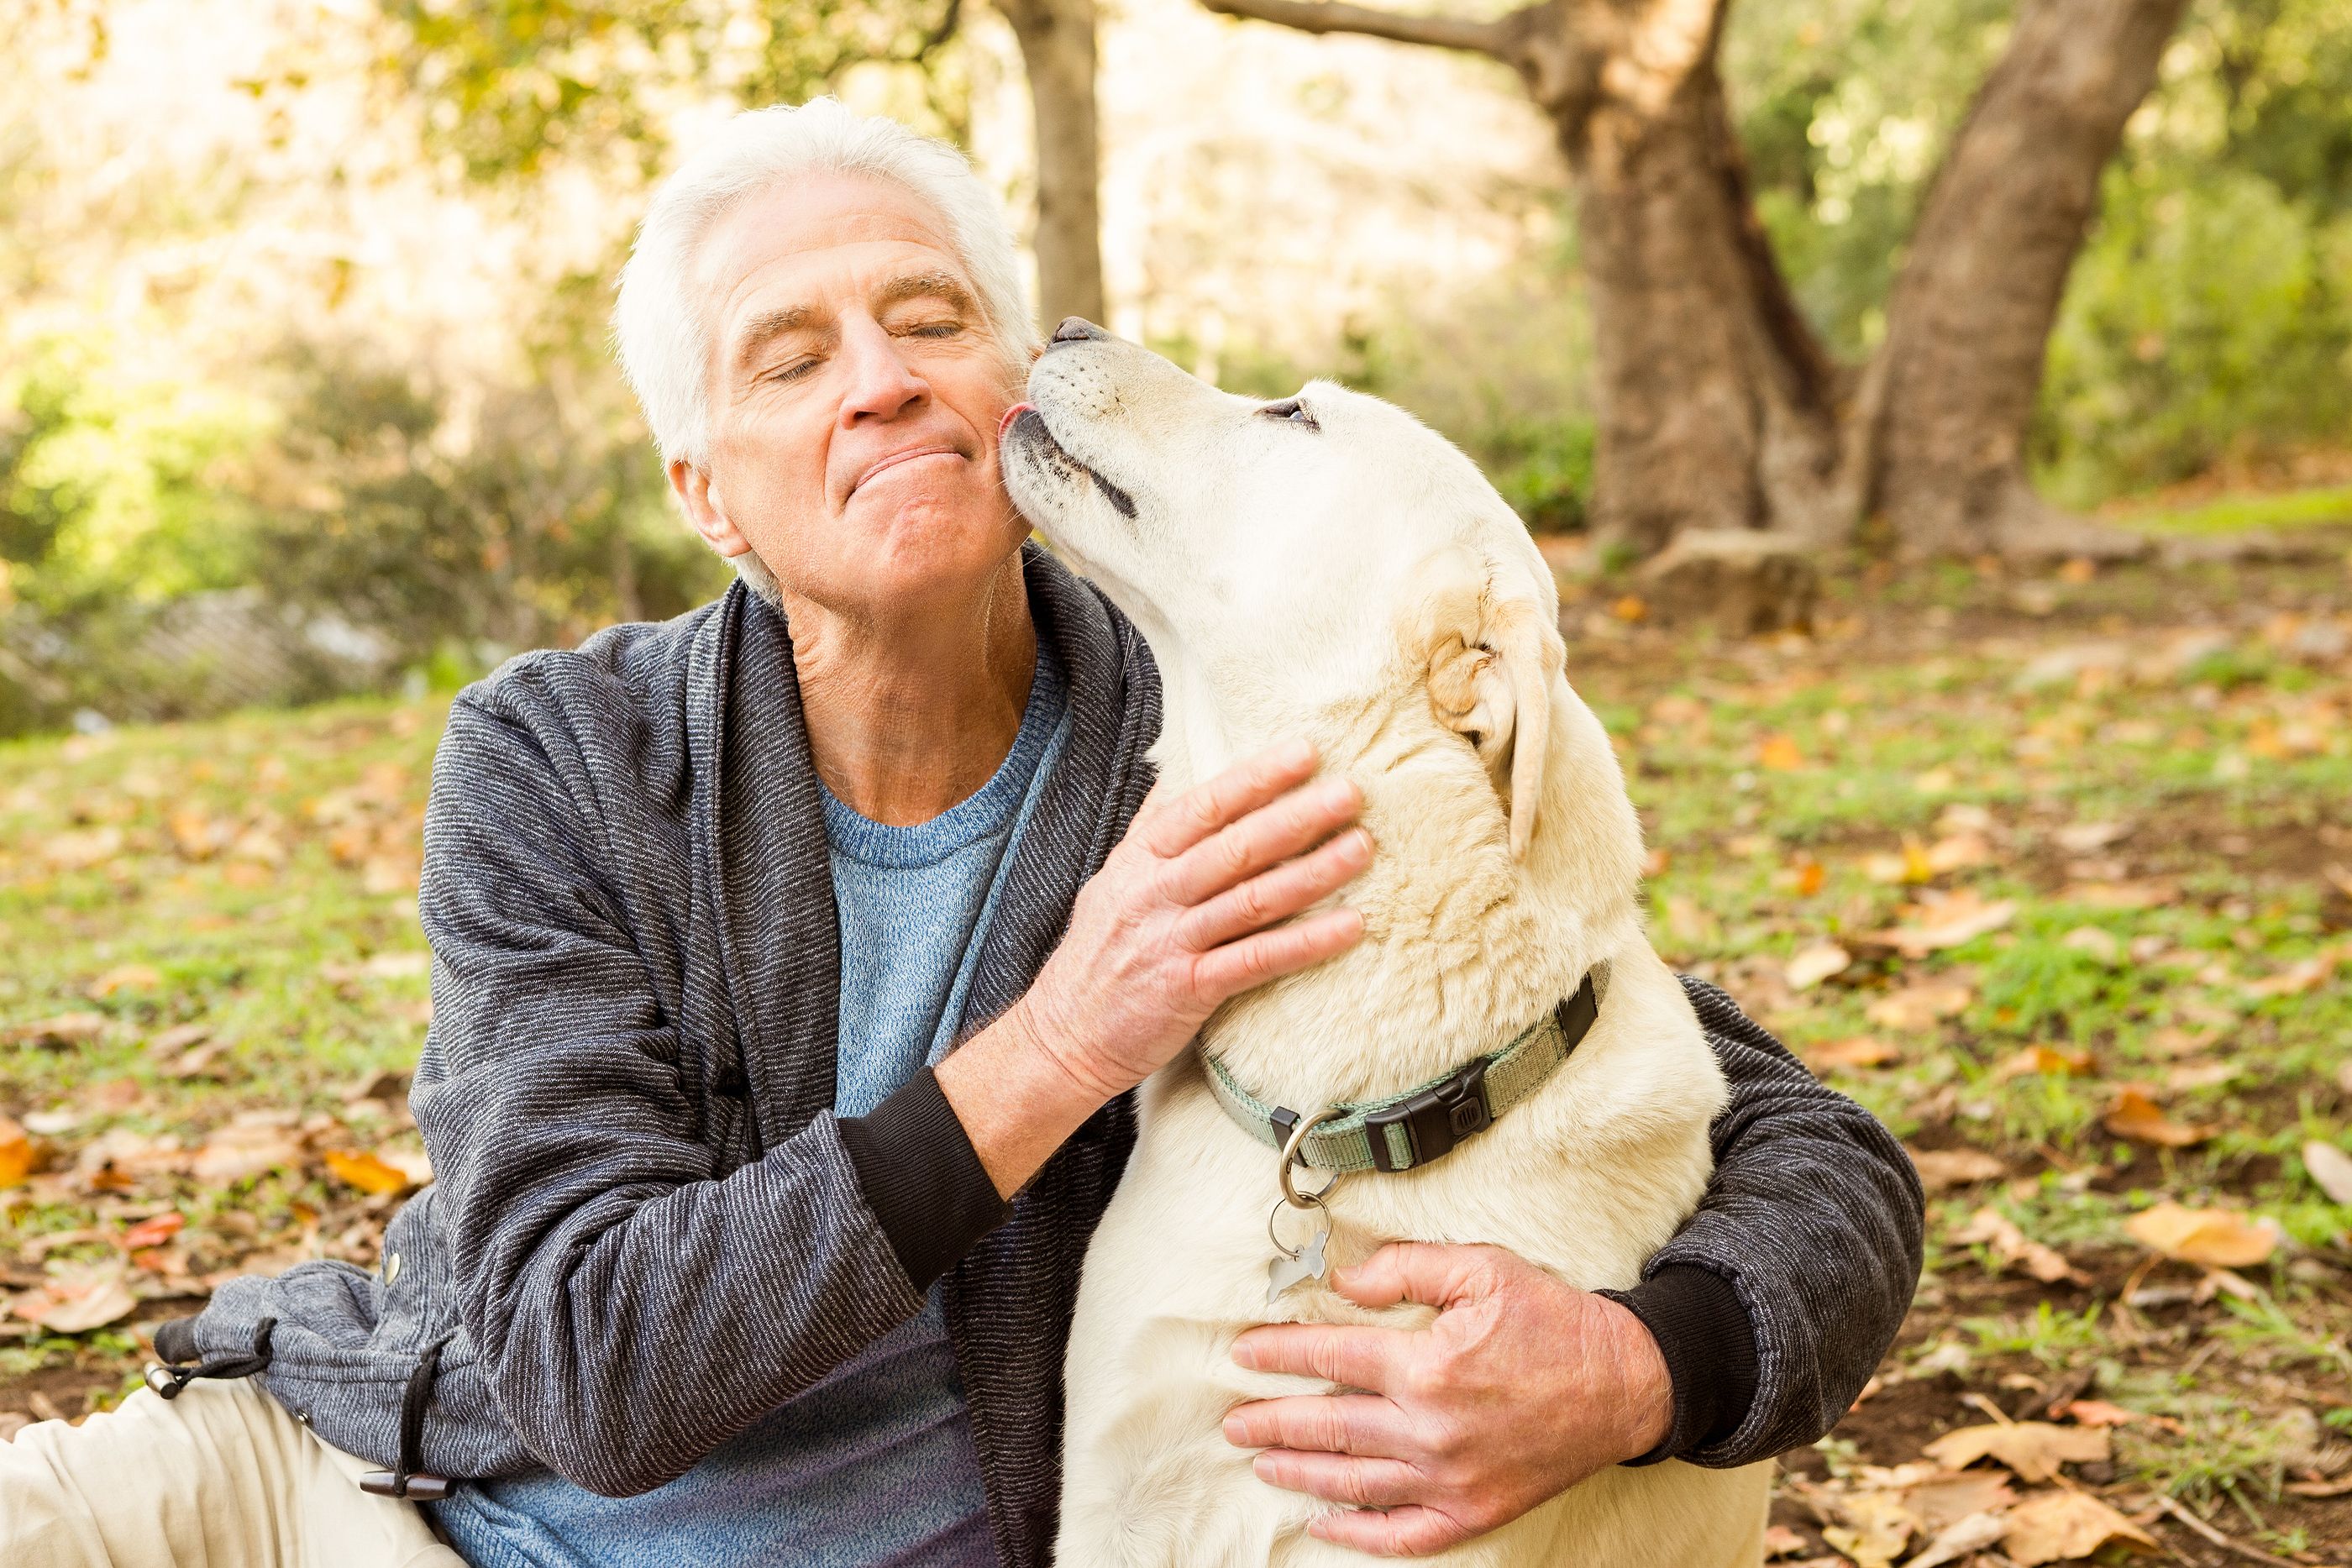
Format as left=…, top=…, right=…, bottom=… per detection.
left=1600, top=1264, right=1759, bottom=1466
left=837, top=1066, right=1013, bottom=1293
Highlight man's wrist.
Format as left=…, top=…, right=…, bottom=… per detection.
left=934, top=998, right=1113, bottom=1199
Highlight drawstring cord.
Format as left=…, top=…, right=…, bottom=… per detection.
left=145, top=1317, right=276, bottom=1401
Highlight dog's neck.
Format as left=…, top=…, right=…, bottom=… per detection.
left=1159, top=669, right=1648, bottom=1111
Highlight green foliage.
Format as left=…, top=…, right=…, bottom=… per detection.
left=252, top=336, right=725, bottom=663
left=0, top=320, right=728, bottom=737
left=382, top=0, right=971, bottom=180
left=0, top=333, right=272, bottom=613
left=1729, top=0, right=2014, bottom=357
left=1727, top=0, right=2352, bottom=504
left=2036, top=166, right=2352, bottom=501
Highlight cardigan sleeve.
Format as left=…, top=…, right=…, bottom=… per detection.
left=413, top=688, right=1005, bottom=1498
left=1600, top=977, right=1924, bottom=1468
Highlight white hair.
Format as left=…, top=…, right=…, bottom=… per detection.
left=614, top=99, right=1038, bottom=602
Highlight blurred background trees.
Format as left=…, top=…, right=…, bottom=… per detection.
left=2, top=0, right=2348, bottom=733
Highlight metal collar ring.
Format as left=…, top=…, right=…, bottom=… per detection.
left=1278, top=1104, right=1343, bottom=1211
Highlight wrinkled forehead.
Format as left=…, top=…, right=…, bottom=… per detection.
left=691, top=174, right=984, bottom=350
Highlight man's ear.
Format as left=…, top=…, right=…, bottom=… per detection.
left=1419, top=553, right=1563, bottom=858
left=669, top=459, right=753, bottom=559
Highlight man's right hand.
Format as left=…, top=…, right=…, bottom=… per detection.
left=937, top=740, right=1370, bottom=1195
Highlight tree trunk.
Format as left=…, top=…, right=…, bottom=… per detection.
left=1870, top=0, right=2191, bottom=557
left=999, top=0, right=1108, bottom=328
left=1515, top=1, right=1845, bottom=551
left=1198, top=0, right=2189, bottom=559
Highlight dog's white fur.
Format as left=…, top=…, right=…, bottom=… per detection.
left=1002, top=332, right=1770, bottom=1567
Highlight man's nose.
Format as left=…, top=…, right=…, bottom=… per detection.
left=837, top=317, right=927, bottom=423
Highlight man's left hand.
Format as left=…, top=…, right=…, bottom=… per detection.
left=1223, top=1242, right=1673, bottom=1557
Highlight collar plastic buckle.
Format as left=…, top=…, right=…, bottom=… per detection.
left=1364, top=1057, right=1492, bottom=1172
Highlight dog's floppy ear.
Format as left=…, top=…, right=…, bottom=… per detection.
left=1418, top=552, right=1563, bottom=858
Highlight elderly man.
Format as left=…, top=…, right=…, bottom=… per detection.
left=1, top=101, right=1920, bottom=1567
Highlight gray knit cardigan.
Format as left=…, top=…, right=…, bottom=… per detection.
left=157, top=548, right=1924, bottom=1567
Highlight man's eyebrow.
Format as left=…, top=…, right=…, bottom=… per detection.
left=731, top=304, right=822, bottom=371
left=874, top=270, right=977, bottom=313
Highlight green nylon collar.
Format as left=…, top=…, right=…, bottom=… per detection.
left=1204, top=968, right=1604, bottom=1175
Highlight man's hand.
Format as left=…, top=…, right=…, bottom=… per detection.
left=940, top=740, right=1370, bottom=1195
left=1222, top=1242, right=1673, bottom=1557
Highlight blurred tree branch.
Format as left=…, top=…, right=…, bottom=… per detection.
left=1199, top=0, right=1515, bottom=60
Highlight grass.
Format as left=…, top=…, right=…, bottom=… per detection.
left=2122, top=482, right=2352, bottom=535
left=4, top=550, right=2351, bottom=1555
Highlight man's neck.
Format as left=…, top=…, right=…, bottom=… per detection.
left=783, top=557, right=1038, bottom=826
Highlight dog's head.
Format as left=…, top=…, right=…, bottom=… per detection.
left=1003, top=321, right=1630, bottom=883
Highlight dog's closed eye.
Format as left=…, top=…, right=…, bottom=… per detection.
left=1257, top=398, right=1320, bottom=432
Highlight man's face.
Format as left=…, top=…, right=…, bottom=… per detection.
left=674, top=174, right=1028, bottom=620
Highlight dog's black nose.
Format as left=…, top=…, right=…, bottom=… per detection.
left=1051, top=317, right=1110, bottom=344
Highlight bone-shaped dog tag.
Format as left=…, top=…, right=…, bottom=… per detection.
left=1267, top=1222, right=1330, bottom=1306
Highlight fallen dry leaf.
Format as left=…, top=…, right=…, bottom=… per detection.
left=2124, top=1201, right=2280, bottom=1269
left=189, top=1113, right=307, bottom=1184
left=1900, top=1471, right=2016, bottom=1534
left=2061, top=878, right=2179, bottom=910
left=87, top=964, right=163, bottom=999
left=117, top=1211, right=184, bottom=1251
left=1858, top=890, right=2017, bottom=959
left=1992, top=1045, right=2094, bottom=1083
left=2059, top=1399, right=2142, bottom=1428
left=44, top=826, right=124, bottom=869
left=1810, top=1037, right=1901, bottom=1071
left=2163, top=1060, right=2234, bottom=1092
left=321, top=952, right=431, bottom=983
left=2303, top=1141, right=2352, bottom=1206
left=0, top=1114, right=32, bottom=1190
left=323, top=1148, right=413, bottom=1197
left=1923, top=1421, right=2108, bottom=1484
left=8, top=1259, right=139, bottom=1334
left=1924, top=833, right=1992, bottom=873
left=1950, top=1207, right=2082, bottom=1285
left=1761, top=1523, right=1809, bottom=1560
left=1902, top=1511, right=2009, bottom=1568
left=6, top=1011, right=108, bottom=1050
left=2058, top=926, right=2123, bottom=963
left=2102, top=1088, right=2211, bottom=1147
left=361, top=852, right=421, bottom=895
left=1757, top=734, right=1806, bottom=771
left=147, top=1022, right=213, bottom=1056
left=1908, top=1147, right=2006, bottom=1193
left=1999, top=1488, right=2155, bottom=1565
left=2244, top=944, right=2348, bottom=999
left=2053, top=820, right=2130, bottom=854
left=1866, top=983, right=1974, bottom=1032
left=1785, top=943, right=1852, bottom=990
left=1821, top=1489, right=1915, bottom=1568
left=1862, top=839, right=1936, bottom=885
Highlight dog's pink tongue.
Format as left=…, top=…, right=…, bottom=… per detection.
left=998, top=402, right=1033, bottom=439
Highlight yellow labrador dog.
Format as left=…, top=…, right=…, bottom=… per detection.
left=1001, top=323, right=1770, bottom=1567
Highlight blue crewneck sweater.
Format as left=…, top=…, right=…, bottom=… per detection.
left=434, top=644, right=1070, bottom=1568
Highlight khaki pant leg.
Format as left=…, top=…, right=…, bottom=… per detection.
left=0, top=1379, right=465, bottom=1568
